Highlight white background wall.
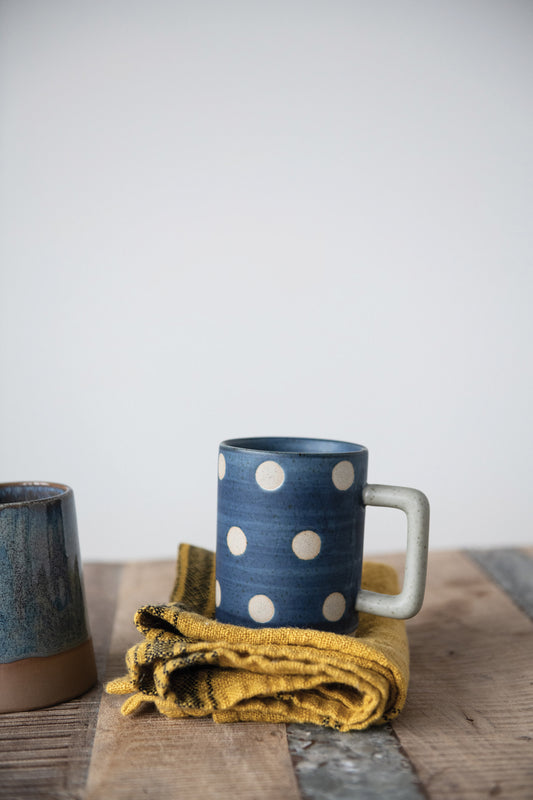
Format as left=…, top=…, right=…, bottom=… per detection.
left=1, top=1, right=531, bottom=562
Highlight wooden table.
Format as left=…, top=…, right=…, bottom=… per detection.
left=1, top=548, right=532, bottom=799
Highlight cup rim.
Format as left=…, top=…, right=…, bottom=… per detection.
left=220, top=437, right=368, bottom=456
left=0, top=482, right=72, bottom=508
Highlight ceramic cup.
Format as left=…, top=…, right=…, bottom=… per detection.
left=215, top=437, right=430, bottom=633
left=0, top=482, right=97, bottom=713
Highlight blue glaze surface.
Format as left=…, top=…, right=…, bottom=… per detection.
left=0, top=483, right=90, bottom=663
left=216, top=437, right=368, bottom=633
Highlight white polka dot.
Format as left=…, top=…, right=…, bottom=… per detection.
left=322, top=592, right=346, bottom=622
left=332, top=460, right=355, bottom=490
left=215, top=580, right=221, bottom=607
left=255, top=460, right=285, bottom=491
left=227, top=526, right=247, bottom=555
left=218, top=453, right=226, bottom=480
left=292, top=530, right=321, bottom=560
left=248, top=594, right=275, bottom=624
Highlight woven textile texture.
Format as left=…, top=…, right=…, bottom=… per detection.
left=106, top=545, right=409, bottom=731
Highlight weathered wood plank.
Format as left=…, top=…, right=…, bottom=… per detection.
left=4, top=550, right=533, bottom=799
left=85, top=561, right=302, bottom=800
left=85, top=563, right=125, bottom=678
left=467, top=548, right=533, bottom=619
left=0, top=563, right=122, bottom=799
left=287, top=722, right=425, bottom=800
left=387, top=550, right=533, bottom=800
left=285, top=552, right=424, bottom=800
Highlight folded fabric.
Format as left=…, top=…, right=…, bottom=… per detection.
left=106, top=544, right=409, bottom=731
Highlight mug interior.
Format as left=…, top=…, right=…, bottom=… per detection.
left=0, top=483, right=68, bottom=506
left=221, top=437, right=367, bottom=455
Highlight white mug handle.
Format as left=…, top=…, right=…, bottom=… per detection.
left=355, top=484, right=430, bottom=619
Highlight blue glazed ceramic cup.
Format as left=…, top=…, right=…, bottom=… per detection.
left=215, top=437, right=429, bottom=633
left=0, top=482, right=97, bottom=712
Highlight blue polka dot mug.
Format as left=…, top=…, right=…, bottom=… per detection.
left=215, top=437, right=429, bottom=633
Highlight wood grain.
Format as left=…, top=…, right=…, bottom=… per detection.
left=0, top=563, right=121, bottom=799
left=85, top=561, right=302, bottom=800
left=3, top=550, right=533, bottom=800
left=386, top=550, right=533, bottom=800
left=468, top=548, right=533, bottom=619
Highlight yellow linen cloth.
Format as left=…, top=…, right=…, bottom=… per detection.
left=106, top=544, right=409, bottom=731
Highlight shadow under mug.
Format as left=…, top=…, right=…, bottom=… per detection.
left=215, top=437, right=430, bottom=633
left=0, top=482, right=97, bottom=713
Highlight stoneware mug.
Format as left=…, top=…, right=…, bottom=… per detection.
left=215, top=437, right=430, bottom=633
left=0, top=482, right=97, bottom=713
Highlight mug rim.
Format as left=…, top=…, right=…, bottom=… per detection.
left=0, top=482, right=71, bottom=508
left=220, top=437, right=368, bottom=456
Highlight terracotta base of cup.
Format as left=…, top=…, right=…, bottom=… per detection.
left=0, top=638, right=97, bottom=713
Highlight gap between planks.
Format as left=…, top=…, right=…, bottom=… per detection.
left=4, top=549, right=532, bottom=800
left=381, top=549, right=533, bottom=800
left=84, top=560, right=301, bottom=800
left=0, top=563, right=122, bottom=800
